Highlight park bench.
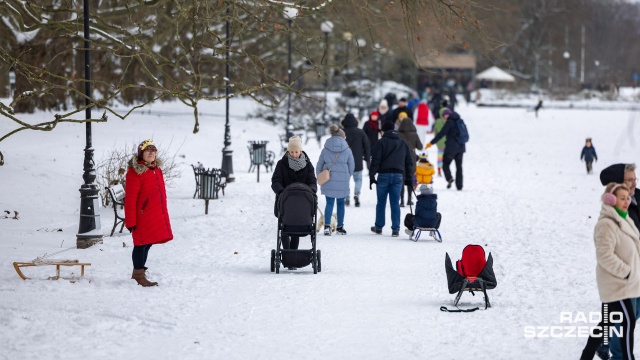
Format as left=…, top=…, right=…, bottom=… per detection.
left=106, top=184, right=125, bottom=236
left=13, top=258, right=91, bottom=281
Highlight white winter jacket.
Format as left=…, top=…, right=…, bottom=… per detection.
left=594, top=204, right=640, bottom=303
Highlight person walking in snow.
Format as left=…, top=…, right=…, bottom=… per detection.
left=271, top=136, right=318, bottom=250
left=342, top=113, right=370, bottom=207
left=581, top=138, right=598, bottom=174
left=316, top=124, right=354, bottom=235
left=125, top=139, right=174, bottom=287
left=370, top=121, right=414, bottom=237
left=363, top=110, right=381, bottom=158
left=432, top=107, right=448, bottom=177
left=597, top=163, right=640, bottom=360
left=425, top=109, right=466, bottom=190
left=378, top=99, right=393, bottom=125
left=397, top=113, right=422, bottom=207
left=581, top=182, right=640, bottom=360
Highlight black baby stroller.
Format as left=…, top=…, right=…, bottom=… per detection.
left=405, top=189, right=442, bottom=242
left=442, top=245, right=497, bottom=312
left=271, top=183, right=321, bottom=274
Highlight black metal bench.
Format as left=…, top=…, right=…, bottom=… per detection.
left=106, top=184, right=125, bottom=236
left=193, top=166, right=228, bottom=214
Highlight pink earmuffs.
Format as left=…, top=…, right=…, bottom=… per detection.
left=603, top=184, right=623, bottom=206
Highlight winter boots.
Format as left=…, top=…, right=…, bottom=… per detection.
left=354, top=196, right=360, bottom=207
left=447, top=179, right=454, bottom=189
left=336, top=226, right=347, bottom=235
left=131, top=269, right=158, bottom=287
left=324, top=225, right=331, bottom=236
left=345, top=199, right=350, bottom=206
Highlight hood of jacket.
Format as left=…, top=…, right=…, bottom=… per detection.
left=600, top=163, right=625, bottom=186
left=448, top=111, right=461, bottom=121
left=324, top=135, right=350, bottom=153
left=381, top=130, right=400, bottom=140
left=599, top=203, right=640, bottom=240
left=128, top=155, right=164, bottom=175
left=398, top=118, right=417, bottom=133
left=342, top=114, right=358, bottom=129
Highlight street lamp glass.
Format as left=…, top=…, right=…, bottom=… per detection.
left=283, top=7, right=298, bottom=19
left=343, top=32, right=353, bottom=41
left=356, top=38, right=366, bottom=48
left=563, top=51, right=570, bottom=59
left=321, top=20, right=334, bottom=34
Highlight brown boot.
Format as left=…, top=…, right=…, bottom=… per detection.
left=131, top=269, right=158, bottom=287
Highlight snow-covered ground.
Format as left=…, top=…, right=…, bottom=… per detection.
left=1, top=97, right=639, bottom=359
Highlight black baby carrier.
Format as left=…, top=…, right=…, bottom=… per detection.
left=406, top=193, right=442, bottom=242
left=442, top=245, right=497, bottom=312
left=271, top=183, right=321, bottom=274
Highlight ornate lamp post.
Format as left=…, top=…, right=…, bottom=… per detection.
left=221, top=3, right=234, bottom=182
left=318, top=20, right=333, bottom=147
left=77, top=0, right=102, bottom=249
left=284, top=7, right=298, bottom=138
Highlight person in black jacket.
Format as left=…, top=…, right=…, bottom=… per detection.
left=271, top=136, right=317, bottom=250
left=342, top=113, right=371, bottom=207
left=390, top=97, right=413, bottom=123
left=369, top=121, right=414, bottom=237
left=597, top=163, right=640, bottom=360
left=425, top=109, right=465, bottom=190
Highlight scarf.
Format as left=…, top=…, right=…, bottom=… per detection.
left=615, top=207, right=629, bottom=219
left=287, top=153, right=307, bottom=172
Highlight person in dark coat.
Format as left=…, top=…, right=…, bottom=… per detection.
left=425, top=109, right=465, bottom=190
left=271, top=136, right=318, bottom=250
left=580, top=138, right=598, bottom=174
left=342, top=113, right=371, bottom=207
left=428, top=89, right=443, bottom=118
left=397, top=115, right=422, bottom=207
left=370, top=121, right=414, bottom=237
left=363, top=110, right=381, bottom=155
left=391, top=97, right=413, bottom=123
left=125, top=139, right=173, bottom=287
left=597, top=163, right=640, bottom=360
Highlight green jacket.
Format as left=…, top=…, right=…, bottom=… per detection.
left=433, top=108, right=447, bottom=149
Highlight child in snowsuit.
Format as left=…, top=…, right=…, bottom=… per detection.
left=405, top=185, right=441, bottom=234
left=580, top=138, right=598, bottom=174
left=415, top=152, right=436, bottom=188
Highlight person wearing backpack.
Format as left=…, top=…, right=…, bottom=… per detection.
left=425, top=109, right=468, bottom=190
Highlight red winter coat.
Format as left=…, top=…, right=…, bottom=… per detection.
left=414, top=102, right=431, bottom=126
left=125, top=156, right=173, bottom=246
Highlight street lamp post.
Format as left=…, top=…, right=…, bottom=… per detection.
left=343, top=32, right=352, bottom=85
left=319, top=20, right=334, bottom=147
left=284, top=7, right=298, bottom=139
left=563, top=51, right=570, bottom=88
left=77, top=0, right=102, bottom=249
left=356, top=38, right=366, bottom=120
left=221, top=3, right=235, bottom=182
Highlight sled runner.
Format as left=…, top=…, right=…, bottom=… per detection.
left=442, top=245, right=496, bottom=312
left=404, top=193, right=442, bottom=242
left=271, top=183, right=321, bottom=274
left=13, top=258, right=91, bottom=281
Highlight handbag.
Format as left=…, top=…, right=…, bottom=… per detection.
left=317, top=153, right=340, bottom=185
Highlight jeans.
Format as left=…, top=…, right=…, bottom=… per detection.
left=443, top=152, right=464, bottom=190
left=132, top=244, right=153, bottom=269
left=374, top=173, right=403, bottom=231
left=348, top=171, right=363, bottom=201
left=325, top=196, right=345, bottom=227
left=601, top=297, right=640, bottom=360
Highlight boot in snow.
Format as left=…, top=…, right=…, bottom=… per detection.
left=336, top=226, right=347, bottom=235
left=132, top=269, right=158, bottom=287
left=354, top=196, right=360, bottom=207
left=437, top=168, right=442, bottom=177
left=324, top=225, right=331, bottom=236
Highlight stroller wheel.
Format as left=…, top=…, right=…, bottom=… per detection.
left=317, top=250, right=321, bottom=272
left=270, top=249, right=275, bottom=272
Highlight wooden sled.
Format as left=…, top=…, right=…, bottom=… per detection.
left=407, top=227, right=442, bottom=242
left=13, top=258, right=91, bottom=281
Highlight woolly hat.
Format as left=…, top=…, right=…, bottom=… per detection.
left=600, top=163, right=626, bottom=186
left=381, top=121, right=395, bottom=132
left=369, top=110, right=380, bottom=119
left=442, top=109, right=452, bottom=117
left=399, top=97, right=407, bottom=103
left=287, top=136, right=302, bottom=152
left=329, top=124, right=346, bottom=138
left=419, top=184, right=433, bottom=195
left=137, top=139, right=157, bottom=158
left=398, top=112, right=408, bottom=119
left=419, top=152, right=428, bottom=160
left=379, top=99, right=389, bottom=112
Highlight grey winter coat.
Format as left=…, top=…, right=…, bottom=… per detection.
left=316, top=135, right=354, bottom=199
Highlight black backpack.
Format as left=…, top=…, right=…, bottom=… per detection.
left=455, top=119, right=469, bottom=144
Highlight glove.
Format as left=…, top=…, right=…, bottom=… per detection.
left=127, top=226, right=136, bottom=233
left=405, top=178, right=413, bottom=187
left=369, top=176, right=377, bottom=190
left=425, top=143, right=433, bottom=149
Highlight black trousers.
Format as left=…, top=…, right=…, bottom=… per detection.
left=586, top=161, right=593, bottom=174
left=282, top=235, right=299, bottom=250
left=132, top=244, right=153, bottom=270
left=581, top=299, right=636, bottom=360
left=443, top=152, right=464, bottom=190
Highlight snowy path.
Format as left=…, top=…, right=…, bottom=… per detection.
left=1, top=100, right=638, bottom=359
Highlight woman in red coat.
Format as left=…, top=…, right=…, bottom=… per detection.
left=125, top=140, right=173, bottom=286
